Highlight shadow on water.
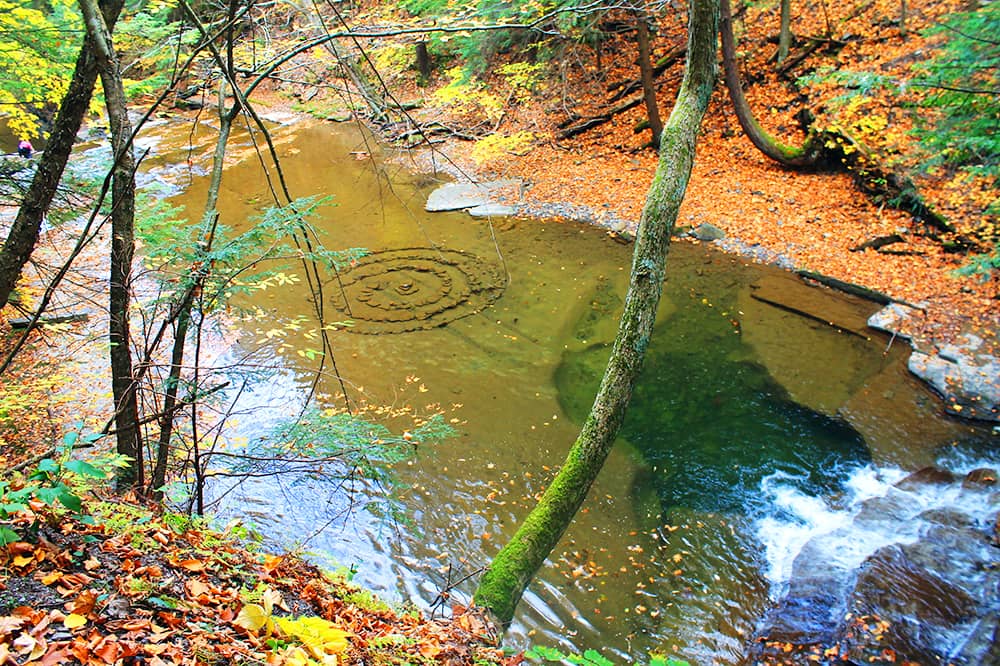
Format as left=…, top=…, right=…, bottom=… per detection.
left=556, top=241, right=872, bottom=516
left=556, top=327, right=871, bottom=516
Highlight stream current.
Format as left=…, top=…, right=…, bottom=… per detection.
left=159, top=117, right=996, bottom=664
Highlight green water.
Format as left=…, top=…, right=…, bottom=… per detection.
left=556, top=299, right=871, bottom=515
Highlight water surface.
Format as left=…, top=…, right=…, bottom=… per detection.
left=161, top=118, right=991, bottom=664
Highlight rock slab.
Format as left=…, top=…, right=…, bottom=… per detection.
left=425, top=179, right=520, bottom=213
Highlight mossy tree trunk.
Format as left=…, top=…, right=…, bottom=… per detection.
left=0, top=0, right=125, bottom=310
left=79, top=0, right=142, bottom=490
left=472, top=0, right=720, bottom=627
left=721, top=0, right=825, bottom=166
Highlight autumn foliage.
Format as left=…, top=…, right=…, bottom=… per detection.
left=0, top=497, right=505, bottom=665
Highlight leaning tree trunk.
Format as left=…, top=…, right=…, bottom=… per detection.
left=0, top=0, right=125, bottom=310
left=635, top=10, right=663, bottom=148
left=79, top=0, right=143, bottom=490
left=720, top=0, right=824, bottom=166
left=472, top=0, right=720, bottom=627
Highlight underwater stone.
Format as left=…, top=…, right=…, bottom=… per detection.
left=467, top=203, right=516, bottom=218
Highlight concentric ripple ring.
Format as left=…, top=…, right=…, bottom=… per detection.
left=328, top=248, right=507, bottom=334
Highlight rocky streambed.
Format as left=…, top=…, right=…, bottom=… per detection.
left=751, top=465, right=999, bottom=665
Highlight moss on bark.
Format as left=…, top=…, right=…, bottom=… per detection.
left=472, top=0, right=720, bottom=626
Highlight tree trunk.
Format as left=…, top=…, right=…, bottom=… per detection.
left=152, top=0, right=243, bottom=499
left=778, top=0, right=792, bottom=64
left=472, top=0, right=719, bottom=627
left=0, top=0, right=125, bottom=310
left=415, top=41, right=431, bottom=82
left=720, top=0, right=824, bottom=166
left=79, top=0, right=142, bottom=490
left=635, top=11, right=663, bottom=148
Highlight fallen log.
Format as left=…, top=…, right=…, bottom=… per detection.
left=557, top=96, right=643, bottom=140
left=796, top=270, right=926, bottom=311
left=850, top=233, right=905, bottom=252
left=8, top=313, right=89, bottom=329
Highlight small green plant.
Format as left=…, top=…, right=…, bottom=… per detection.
left=952, top=242, right=1000, bottom=282
left=0, top=428, right=116, bottom=545
left=525, top=645, right=690, bottom=666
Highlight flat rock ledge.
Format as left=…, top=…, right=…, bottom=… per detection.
left=425, top=180, right=521, bottom=215
left=868, top=303, right=999, bottom=422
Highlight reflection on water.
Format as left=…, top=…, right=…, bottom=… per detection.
left=162, top=118, right=992, bottom=664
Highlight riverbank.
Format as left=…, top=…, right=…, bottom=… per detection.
left=399, top=128, right=1000, bottom=423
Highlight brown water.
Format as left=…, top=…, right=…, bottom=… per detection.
left=162, top=118, right=992, bottom=664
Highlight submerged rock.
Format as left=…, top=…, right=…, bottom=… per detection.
left=467, top=203, right=516, bottom=217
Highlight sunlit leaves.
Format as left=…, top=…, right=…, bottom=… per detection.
left=472, top=130, right=536, bottom=164
left=275, top=616, right=351, bottom=662
left=0, top=0, right=82, bottom=138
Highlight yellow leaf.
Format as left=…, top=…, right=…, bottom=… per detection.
left=276, top=616, right=350, bottom=659
left=234, top=603, right=270, bottom=633
left=63, top=613, right=87, bottom=629
left=12, top=555, right=33, bottom=568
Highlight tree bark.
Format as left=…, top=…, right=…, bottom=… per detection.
left=720, top=0, right=825, bottom=166
left=635, top=11, right=663, bottom=148
left=79, top=0, right=143, bottom=490
left=473, top=0, right=719, bottom=627
left=415, top=41, right=431, bottom=82
left=778, top=0, right=792, bottom=64
left=0, top=0, right=125, bottom=310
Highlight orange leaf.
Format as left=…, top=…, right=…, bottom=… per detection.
left=176, top=558, right=207, bottom=572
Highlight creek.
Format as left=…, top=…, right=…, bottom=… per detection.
left=158, top=117, right=997, bottom=664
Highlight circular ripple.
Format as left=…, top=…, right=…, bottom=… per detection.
left=328, top=248, right=507, bottom=334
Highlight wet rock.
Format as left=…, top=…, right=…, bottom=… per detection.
left=917, top=507, right=974, bottom=529
left=908, top=333, right=1000, bottom=422
left=752, top=466, right=1000, bottom=665
left=954, top=611, right=1000, bottom=665
left=757, top=578, right=847, bottom=646
left=858, top=544, right=976, bottom=624
left=690, top=222, right=726, bottom=241
left=963, top=467, right=998, bottom=489
left=853, top=488, right=913, bottom=527
left=846, top=544, right=980, bottom=664
left=467, top=203, right=516, bottom=218
left=894, top=466, right=955, bottom=491
left=897, top=524, right=999, bottom=606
